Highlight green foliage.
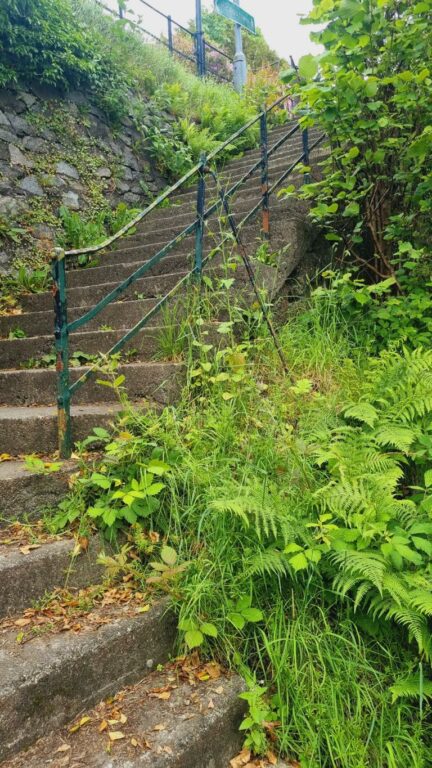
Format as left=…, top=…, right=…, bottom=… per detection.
left=313, top=268, right=432, bottom=352
left=239, top=683, right=279, bottom=756
left=312, top=347, right=432, bottom=659
left=55, top=294, right=432, bottom=762
left=0, top=0, right=130, bottom=120
left=0, top=216, right=26, bottom=245
left=57, top=204, right=140, bottom=250
left=0, top=262, right=50, bottom=315
left=21, top=349, right=97, bottom=369
left=282, top=0, right=432, bottom=296
left=53, top=431, right=171, bottom=534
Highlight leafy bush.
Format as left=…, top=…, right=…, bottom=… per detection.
left=313, top=267, right=432, bottom=353
left=281, top=0, right=432, bottom=294
left=54, top=297, right=432, bottom=763
left=0, top=0, right=130, bottom=119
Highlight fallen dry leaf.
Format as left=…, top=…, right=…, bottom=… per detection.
left=69, top=716, right=91, bottom=733
left=149, top=691, right=171, bottom=701
left=56, top=744, right=71, bottom=753
left=208, top=698, right=215, bottom=709
left=19, top=544, right=41, bottom=555
left=266, top=751, right=278, bottom=765
left=108, top=731, right=125, bottom=741
left=153, top=724, right=166, bottom=732
left=99, top=720, right=108, bottom=733
left=230, top=749, right=252, bottom=768
left=14, top=618, right=31, bottom=627
left=131, top=738, right=139, bottom=748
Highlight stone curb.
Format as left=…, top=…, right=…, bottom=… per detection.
left=0, top=600, right=177, bottom=761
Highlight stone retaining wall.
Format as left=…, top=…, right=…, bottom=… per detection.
left=0, top=84, right=170, bottom=272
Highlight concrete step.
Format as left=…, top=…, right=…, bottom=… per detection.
left=0, top=666, right=246, bottom=767
left=0, top=297, right=158, bottom=338
left=20, top=271, right=189, bottom=313
left=0, top=535, right=107, bottom=619
left=0, top=326, right=165, bottom=368
left=0, top=460, right=74, bottom=523
left=66, top=250, right=194, bottom=286
left=0, top=361, right=184, bottom=407
left=223, top=130, right=323, bottom=172
left=220, top=138, right=307, bottom=175
left=89, top=238, right=199, bottom=269
left=0, top=600, right=176, bottom=761
left=0, top=402, right=126, bottom=455
left=120, top=195, right=263, bottom=250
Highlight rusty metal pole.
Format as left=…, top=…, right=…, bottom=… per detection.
left=52, top=248, right=72, bottom=458
left=260, top=109, right=270, bottom=239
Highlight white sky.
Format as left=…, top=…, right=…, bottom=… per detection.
left=118, top=1, right=320, bottom=62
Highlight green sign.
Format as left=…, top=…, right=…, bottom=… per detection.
left=214, top=0, right=256, bottom=34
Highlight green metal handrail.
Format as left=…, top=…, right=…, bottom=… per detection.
left=52, top=96, right=326, bottom=457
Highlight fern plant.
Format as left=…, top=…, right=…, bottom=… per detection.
left=311, top=348, right=432, bottom=660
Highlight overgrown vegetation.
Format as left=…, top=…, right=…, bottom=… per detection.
left=282, top=0, right=432, bottom=352
left=0, top=0, right=261, bottom=171
left=51, top=289, right=432, bottom=765
left=5, top=0, right=432, bottom=764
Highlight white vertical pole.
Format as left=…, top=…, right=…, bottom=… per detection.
left=233, top=0, right=247, bottom=92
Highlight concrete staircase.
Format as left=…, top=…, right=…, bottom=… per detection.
left=0, top=123, right=322, bottom=458
left=0, top=122, right=322, bottom=766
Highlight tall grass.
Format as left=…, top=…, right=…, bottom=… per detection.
left=62, top=287, right=432, bottom=765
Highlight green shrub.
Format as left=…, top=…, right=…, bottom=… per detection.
left=52, top=298, right=432, bottom=762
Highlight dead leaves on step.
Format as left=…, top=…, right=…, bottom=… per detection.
left=230, top=749, right=301, bottom=768
left=0, top=581, right=152, bottom=644
left=0, top=520, right=61, bottom=548
left=43, top=656, right=229, bottom=765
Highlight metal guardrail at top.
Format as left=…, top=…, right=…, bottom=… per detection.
left=95, top=0, right=233, bottom=82
left=52, top=95, right=326, bottom=457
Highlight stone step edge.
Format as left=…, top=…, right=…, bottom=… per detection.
left=0, top=402, right=127, bottom=456
left=0, top=669, right=246, bottom=768
left=0, top=535, right=107, bottom=619
left=0, top=600, right=177, bottom=761
left=0, top=459, right=76, bottom=523
left=0, top=360, right=185, bottom=407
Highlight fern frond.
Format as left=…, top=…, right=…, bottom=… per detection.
left=246, top=549, right=289, bottom=578
left=330, top=550, right=386, bottom=594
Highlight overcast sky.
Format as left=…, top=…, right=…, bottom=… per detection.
left=116, top=1, right=320, bottom=62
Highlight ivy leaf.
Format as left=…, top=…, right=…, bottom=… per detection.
left=146, top=483, right=165, bottom=496
left=147, top=460, right=171, bottom=476
left=342, top=201, right=360, bottom=217
left=289, top=552, right=309, bottom=572
left=241, top=608, right=263, bottom=623
left=298, top=54, right=318, bottom=80
left=228, top=612, right=246, bottom=630
left=424, top=469, right=432, bottom=488
left=161, top=546, right=177, bottom=566
left=185, top=630, right=204, bottom=649
left=201, top=622, right=218, bottom=638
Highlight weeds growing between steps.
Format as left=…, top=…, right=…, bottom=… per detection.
left=32, top=285, right=432, bottom=767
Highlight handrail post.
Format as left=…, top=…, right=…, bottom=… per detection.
left=302, top=126, right=311, bottom=184
left=167, top=15, right=173, bottom=53
left=194, top=152, right=206, bottom=278
left=202, top=38, right=207, bottom=77
left=52, top=248, right=72, bottom=459
left=118, top=1, right=124, bottom=19
left=195, top=0, right=206, bottom=77
left=260, top=109, right=270, bottom=239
